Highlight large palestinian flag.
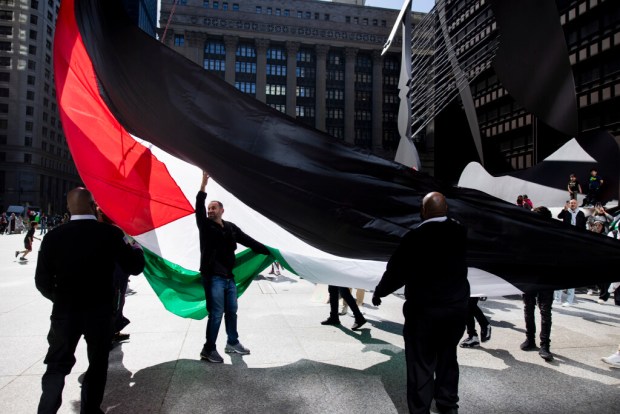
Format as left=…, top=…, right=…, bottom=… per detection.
left=53, top=0, right=620, bottom=319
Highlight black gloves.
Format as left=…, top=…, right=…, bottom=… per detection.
left=372, top=295, right=382, bottom=307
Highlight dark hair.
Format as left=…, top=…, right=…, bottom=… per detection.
left=532, top=206, right=552, bottom=219
left=210, top=200, right=224, bottom=208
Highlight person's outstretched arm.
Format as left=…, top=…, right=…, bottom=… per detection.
left=196, top=171, right=209, bottom=228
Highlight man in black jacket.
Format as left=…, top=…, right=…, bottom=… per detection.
left=35, top=187, right=145, bottom=414
left=557, top=199, right=586, bottom=229
left=372, top=192, right=469, bottom=414
left=197, top=172, right=271, bottom=363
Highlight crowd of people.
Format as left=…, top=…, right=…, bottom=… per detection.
left=11, top=174, right=617, bottom=414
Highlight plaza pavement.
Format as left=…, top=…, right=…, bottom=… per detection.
left=0, top=231, right=618, bottom=414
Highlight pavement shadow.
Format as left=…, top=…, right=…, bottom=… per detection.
left=459, top=348, right=620, bottom=413
left=102, top=354, right=409, bottom=413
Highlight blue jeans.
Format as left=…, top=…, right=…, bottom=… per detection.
left=203, top=275, right=239, bottom=352
left=554, top=288, right=575, bottom=304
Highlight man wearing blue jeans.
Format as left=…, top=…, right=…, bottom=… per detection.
left=196, top=171, right=271, bottom=363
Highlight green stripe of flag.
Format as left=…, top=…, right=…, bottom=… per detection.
left=141, top=247, right=292, bottom=319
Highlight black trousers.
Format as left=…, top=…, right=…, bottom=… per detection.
left=465, top=297, right=489, bottom=337
left=522, top=291, right=553, bottom=347
left=404, top=306, right=466, bottom=414
left=38, top=310, right=113, bottom=414
left=328, top=285, right=364, bottom=321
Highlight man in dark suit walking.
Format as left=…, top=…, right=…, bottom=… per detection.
left=372, top=192, right=469, bottom=414
left=35, top=187, right=145, bottom=414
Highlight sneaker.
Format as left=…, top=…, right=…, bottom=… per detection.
left=520, top=338, right=537, bottom=351
left=351, top=318, right=367, bottom=330
left=562, top=302, right=570, bottom=307
left=460, top=336, right=480, bottom=348
left=321, top=317, right=340, bottom=326
left=14, top=251, right=18, bottom=258
left=19, top=257, right=26, bottom=261
left=200, top=349, right=224, bottom=363
left=481, top=325, right=492, bottom=342
left=601, top=352, right=620, bottom=368
left=225, top=342, right=250, bottom=355
left=539, top=346, right=554, bottom=362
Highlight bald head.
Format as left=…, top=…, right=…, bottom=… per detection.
left=421, top=192, right=448, bottom=220
left=67, top=187, right=97, bottom=216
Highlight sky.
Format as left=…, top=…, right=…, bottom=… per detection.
left=363, top=0, right=434, bottom=13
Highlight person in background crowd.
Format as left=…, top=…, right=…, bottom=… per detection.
left=520, top=206, right=555, bottom=362
left=567, top=173, right=582, bottom=200
left=15, top=221, right=40, bottom=261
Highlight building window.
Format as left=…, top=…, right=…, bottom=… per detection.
left=275, top=8, right=281, bottom=16
left=0, top=41, right=11, bottom=51
left=234, top=81, right=256, bottom=94
left=205, top=41, right=225, bottom=55
left=267, top=7, right=272, bottom=15
left=26, top=90, right=35, bottom=100
left=30, top=14, right=38, bottom=25
left=0, top=87, right=7, bottom=97
left=283, top=9, right=289, bottom=16
left=266, top=84, right=286, bottom=95
left=297, top=11, right=302, bottom=19
left=0, top=10, right=13, bottom=20
left=25, top=120, right=33, bottom=131
left=305, top=11, right=311, bottom=19
left=256, top=6, right=261, bottom=13
left=30, top=0, right=38, bottom=9
left=26, top=106, right=34, bottom=115
left=24, top=153, right=32, bottom=164
left=0, top=103, right=7, bottom=113
left=363, top=18, right=368, bottom=25
left=267, top=48, right=286, bottom=60
left=203, top=1, right=209, bottom=7
left=325, top=14, right=330, bottom=21
left=236, top=44, right=256, bottom=57
left=235, top=61, right=256, bottom=74
left=232, top=3, right=239, bottom=11
left=346, top=16, right=350, bottom=23
left=30, top=29, right=37, bottom=40
left=373, top=19, right=378, bottom=26
left=0, top=57, right=10, bottom=67
left=25, top=136, right=32, bottom=146
left=213, top=1, right=218, bottom=9
left=0, top=72, right=9, bottom=81
left=296, top=86, right=315, bottom=98
left=315, top=12, right=319, bottom=20
left=0, top=119, right=7, bottom=128
left=28, top=60, right=36, bottom=70
left=266, top=64, right=286, bottom=76
left=174, top=34, right=184, bottom=46
left=222, top=2, right=228, bottom=11
left=204, top=58, right=225, bottom=71
left=381, top=20, right=387, bottom=27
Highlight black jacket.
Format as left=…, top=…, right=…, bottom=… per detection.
left=35, top=218, right=145, bottom=314
left=196, top=191, right=270, bottom=278
left=374, top=218, right=470, bottom=313
left=557, top=209, right=586, bottom=229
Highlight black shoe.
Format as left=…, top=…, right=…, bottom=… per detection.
left=481, top=325, right=492, bottom=342
left=539, top=346, right=554, bottom=362
left=112, top=332, right=130, bottom=342
left=321, top=317, right=340, bottom=326
left=520, top=338, right=537, bottom=351
left=351, top=318, right=367, bottom=330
